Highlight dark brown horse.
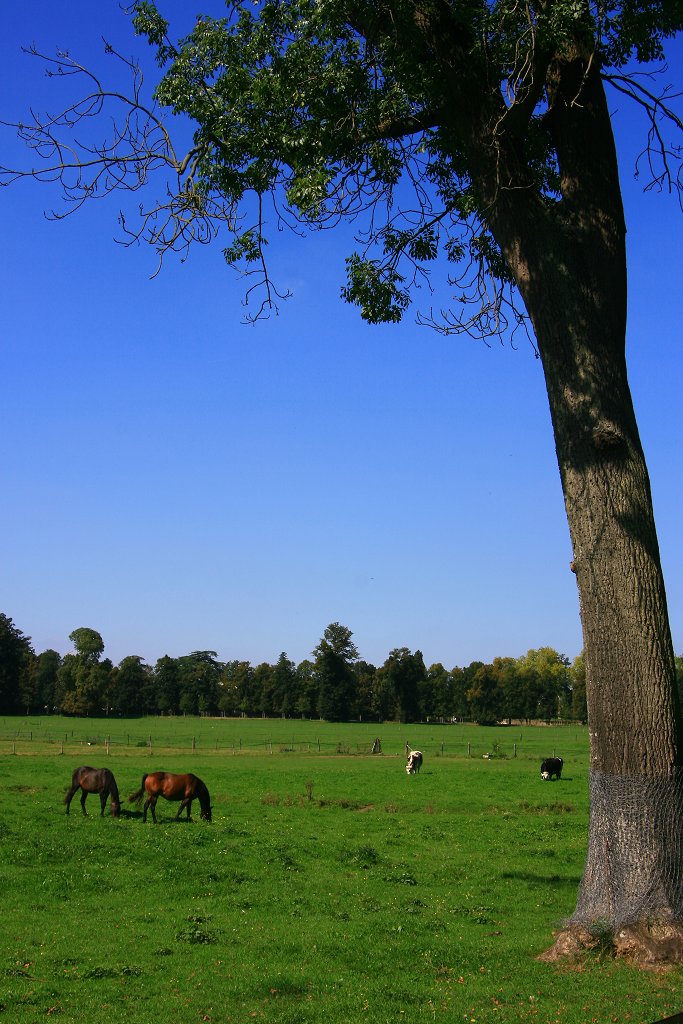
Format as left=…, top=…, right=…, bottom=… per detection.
left=128, top=772, right=212, bottom=823
left=64, top=766, right=121, bottom=817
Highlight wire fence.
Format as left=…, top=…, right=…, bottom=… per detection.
left=0, top=718, right=587, bottom=762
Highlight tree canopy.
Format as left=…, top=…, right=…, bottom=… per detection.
left=68, top=627, right=105, bottom=662
left=2, top=1, right=681, bottom=327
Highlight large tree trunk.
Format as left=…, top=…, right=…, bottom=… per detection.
left=486, top=51, right=683, bottom=961
left=532, top=262, right=683, bottom=959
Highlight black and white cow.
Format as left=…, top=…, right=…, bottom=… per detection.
left=540, top=756, right=563, bottom=781
left=406, top=750, right=423, bottom=775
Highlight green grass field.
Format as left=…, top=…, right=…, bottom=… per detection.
left=1, top=718, right=681, bottom=1023
left=0, top=715, right=588, bottom=761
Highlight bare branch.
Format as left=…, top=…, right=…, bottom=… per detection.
left=0, top=42, right=238, bottom=269
left=604, top=69, right=683, bottom=206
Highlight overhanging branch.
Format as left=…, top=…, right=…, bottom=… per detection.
left=604, top=70, right=683, bottom=204
left=0, top=41, right=237, bottom=267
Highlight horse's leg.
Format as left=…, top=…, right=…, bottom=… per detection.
left=64, top=785, right=78, bottom=814
left=143, top=796, right=151, bottom=823
left=80, top=790, right=88, bottom=816
left=186, top=798, right=193, bottom=821
left=175, top=798, right=190, bottom=820
left=148, top=797, right=158, bottom=824
left=100, top=789, right=108, bottom=816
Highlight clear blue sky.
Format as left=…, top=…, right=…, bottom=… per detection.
left=2, top=3, right=681, bottom=670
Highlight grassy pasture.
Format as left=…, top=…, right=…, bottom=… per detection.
left=1, top=719, right=681, bottom=1023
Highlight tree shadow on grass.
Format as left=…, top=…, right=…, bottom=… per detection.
left=501, top=870, right=582, bottom=886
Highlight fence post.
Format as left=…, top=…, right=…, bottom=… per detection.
left=192, top=736, right=196, bottom=754
left=467, top=742, right=471, bottom=757
left=513, top=742, right=517, bottom=758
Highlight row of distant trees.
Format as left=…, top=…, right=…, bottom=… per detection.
left=0, top=612, right=601, bottom=724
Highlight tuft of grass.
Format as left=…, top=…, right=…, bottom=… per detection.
left=175, top=916, right=218, bottom=944
left=339, top=844, right=380, bottom=868
left=83, top=965, right=143, bottom=978
left=519, top=799, right=576, bottom=813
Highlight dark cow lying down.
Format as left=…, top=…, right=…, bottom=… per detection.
left=406, top=750, right=423, bottom=775
left=540, top=756, right=563, bottom=780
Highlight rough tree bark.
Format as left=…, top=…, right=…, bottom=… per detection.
left=484, top=51, right=683, bottom=962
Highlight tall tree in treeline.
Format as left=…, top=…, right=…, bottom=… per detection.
left=466, top=662, right=501, bottom=725
left=294, top=659, right=317, bottom=718
left=314, top=622, right=359, bottom=721
left=58, top=627, right=110, bottom=716
left=111, top=655, right=150, bottom=715
left=517, top=648, right=572, bottom=721
left=491, top=657, right=520, bottom=723
left=253, top=662, right=275, bottom=716
left=30, top=649, right=62, bottom=714
left=178, top=650, right=223, bottom=715
left=271, top=652, right=299, bottom=716
left=381, top=647, right=427, bottom=723
left=69, top=628, right=105, bottom=662
left=154, top=654, right=182, bottom=714
left=353, top=660, right=378, bottom=720
left=0, top=613, right=34, bottom=715
left=220, top=659, right=254, bottom=716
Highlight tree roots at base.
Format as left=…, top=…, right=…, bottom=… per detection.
left=538, top=922, right=683, bottom=969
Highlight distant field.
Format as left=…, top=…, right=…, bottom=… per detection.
left=0, top=714, right=588, bottom=762
left=1, top=718, right=681, bottom=1024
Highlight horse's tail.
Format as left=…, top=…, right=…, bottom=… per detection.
left=128, top=774, right=148, bottom=804
left=64, top=769, right=79, bottom=804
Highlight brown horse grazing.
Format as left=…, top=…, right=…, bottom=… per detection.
left=128, top=772, right=212, bottom=823
left=64, top=766, right=121, bottom=817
